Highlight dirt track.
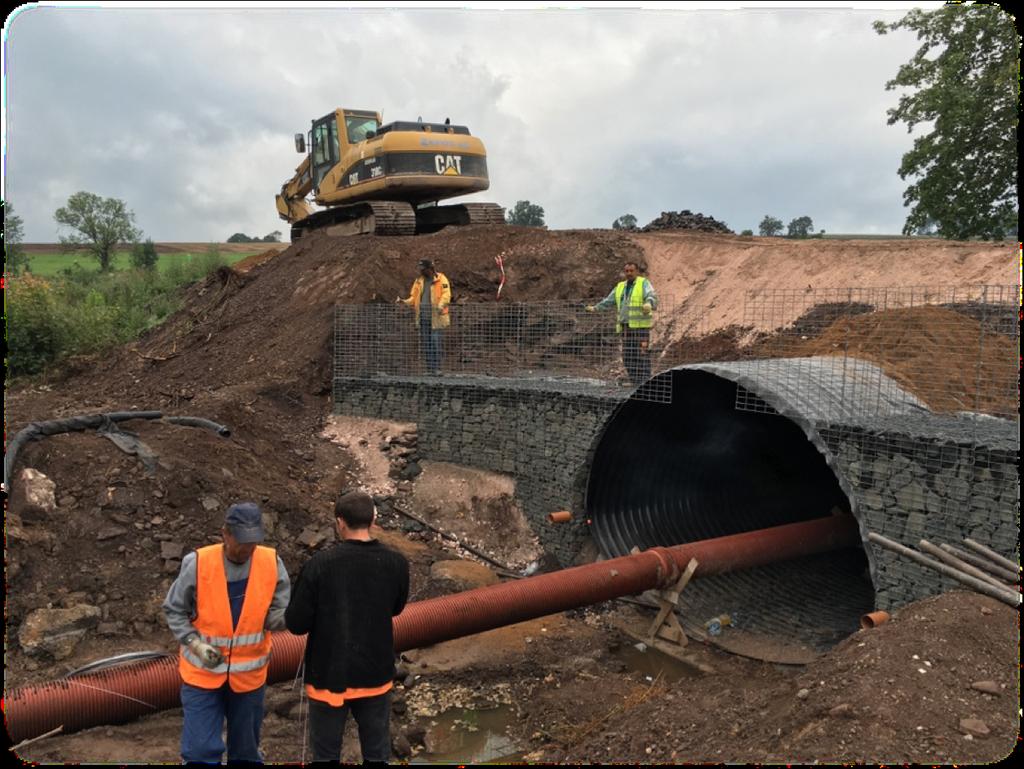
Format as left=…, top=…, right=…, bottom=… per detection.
left=5, top=226, right=1018, bottom=763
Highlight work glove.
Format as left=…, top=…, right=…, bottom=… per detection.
left=187, top=635, right=223, bottom=669
left=642, top=302, right=653, bottom=315
left=585, top=305, right=596, bottom=313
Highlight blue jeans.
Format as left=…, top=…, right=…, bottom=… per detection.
left=307, top=692, right=391, bottom=764
left=419, top=320, right=443, bottom=373
left=180, top=682, right=265, bottom=764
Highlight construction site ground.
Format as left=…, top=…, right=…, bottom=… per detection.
left=5, top=226, right=1018, bottom=763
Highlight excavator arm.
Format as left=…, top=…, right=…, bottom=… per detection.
left=275, top=154, right=315, bottom=224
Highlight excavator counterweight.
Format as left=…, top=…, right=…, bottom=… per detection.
left=276, top=108, right=505, bottom=239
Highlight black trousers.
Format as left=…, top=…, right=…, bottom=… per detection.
left=307, top=691, right=391, bottom=764
left=622, top=328, right=651, bottom=385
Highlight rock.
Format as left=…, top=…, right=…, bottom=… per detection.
left=970, top=680, right=1001, bottom=695
left=980, top=606, right=993, bottom=615
left=392, top=733, right=412, bottom=759
left=59, top=495, right=77, bottom=508
left=165, top=559, right=183, bottom=574
left=394, top=664, right=410, bottom=681
left=297, top=527, right=326, bottom=549
left=403, top=674, right=416, bottom=689
left=97, top=525, right=129, bottom=541
left=828, top=703, right=853, bottom=718
left=19, top=468, right=57, bottom=517
left=20, top=604, right=102, bottom=659
left=404, top=725, right=427, bottom=748
left=97, top=621, right=125, bottom=636
left=959, top=718, right=990, bottom=737
left=153, top=490, right=164, bottom=499
left=391, top=696, right=407, bottom=716
left=429, top=560, right=499, bottom=591
left=399, top=462, right=422, bottom=481
left=160, top=542, right=184, bottom=560
left=201, top=496, right=221, bottom=512
left=796, top=688, right=810, bottom=700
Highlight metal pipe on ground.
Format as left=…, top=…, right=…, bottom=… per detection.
left=867, top=533, right=1021, bottom=608
left=5, top=514, right=860, bottom=744
left=918, top=540, right=1012, bottom=590
left=939, top=544, right=1019, bottom=583
left=962, top=538, right=1019, bottom=575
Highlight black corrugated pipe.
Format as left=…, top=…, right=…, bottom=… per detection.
left=4, top=411, right=231, bottom=488
left=588, top=368, right=874, bottom=652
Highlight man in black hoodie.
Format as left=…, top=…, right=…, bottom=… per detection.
left=285, top=489, right=410, bottom=764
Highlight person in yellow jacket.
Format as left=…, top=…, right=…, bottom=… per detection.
left=586, top=261, right=659, bottom=386
left=396, top=258, right=451, bottom=374
left=163, top=502, right=290, bottom=764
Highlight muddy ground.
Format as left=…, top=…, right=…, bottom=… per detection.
left=5, top=226, right=1019, bottom=763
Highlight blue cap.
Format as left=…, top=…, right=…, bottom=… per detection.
left=224, top=502, right=265, bottom=544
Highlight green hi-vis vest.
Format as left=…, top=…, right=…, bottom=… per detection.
left=613, top=277, right=653, bottom=333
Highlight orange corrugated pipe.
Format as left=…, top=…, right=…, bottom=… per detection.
left=4, top=514, right=859, bottom=744
left=548, top=511, right=572, bottom=523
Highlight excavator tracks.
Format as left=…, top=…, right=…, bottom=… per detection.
left=291, top=201, right=416, bottom=240
left=291, top=200, right=505, bottom=240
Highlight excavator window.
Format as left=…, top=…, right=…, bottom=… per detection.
left=345, top=115, right=380, bottom=144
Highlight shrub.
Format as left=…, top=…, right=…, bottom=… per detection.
left=7, top=275, right=67, bottom=375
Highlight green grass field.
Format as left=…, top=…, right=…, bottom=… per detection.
left=26, top=250, right=256, bottom=276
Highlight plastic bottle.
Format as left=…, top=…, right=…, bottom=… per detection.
left=704, top=614, right=732, bottom=636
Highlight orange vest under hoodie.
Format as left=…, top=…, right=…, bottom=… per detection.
left=179, top=544, right=277, bottom=692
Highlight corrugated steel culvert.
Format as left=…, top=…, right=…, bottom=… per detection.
left=587, top=358, right=929, bottom=659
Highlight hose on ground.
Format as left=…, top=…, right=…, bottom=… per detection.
left=4, top=411, right=231, bottom=488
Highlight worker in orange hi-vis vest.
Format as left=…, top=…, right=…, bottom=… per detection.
left=163, top=502, right=290, bottom=763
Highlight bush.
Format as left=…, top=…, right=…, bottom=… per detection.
left=7, top=275, right=68, bottom=375
left=7, top=246, right=231, bottom=378
left=740, top=229, right=754, bottom=236
left=131, top=238, right=159, bottom=270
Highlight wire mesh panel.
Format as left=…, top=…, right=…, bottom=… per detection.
left=333, top=298, right=683, bottom=403
left=735, top=285, right=1020, bottom=421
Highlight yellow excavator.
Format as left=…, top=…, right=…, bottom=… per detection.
left=276, top=107, right=505, bottom=239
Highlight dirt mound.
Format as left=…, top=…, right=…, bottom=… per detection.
left=539, top=590, right=1017, bottom=764
left=642, top=209, right=733, bottom=234
left=230, top=248, right=283, bottom=273
left=788, top=306, right=1018, bottom=415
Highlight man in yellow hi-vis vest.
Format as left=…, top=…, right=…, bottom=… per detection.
left=397, top=258, right=451, bottom=374
left=163, top=502, right=290, bottom=763
left=587, top=261, right=659, bottom=386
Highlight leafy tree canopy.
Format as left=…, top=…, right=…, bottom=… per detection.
left=874, top=4, right=1019, bottom=240
left=758, top=215, right=784, bottom=237
left=506, top=200, right=545, bottom=227
left=786, top=216, right=815, bottom=239
left=54, top=191, right=142, bottom=271
left=612, top=214, right=638, bottom=230
left=4, top=201, right=30, bottom=275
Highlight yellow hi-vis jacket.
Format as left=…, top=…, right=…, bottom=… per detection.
left=178, top=544, right=277, bottom=692
left=401, top=272, right=451, bottom=329
left=614, top=276, right=653, bottom=334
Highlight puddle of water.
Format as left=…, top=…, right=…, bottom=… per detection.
left=411, top=704, right=524, bottom=764
left=614, top=642, right=700, bottom=683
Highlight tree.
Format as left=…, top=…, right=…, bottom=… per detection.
left=505, top=200, right=545, bottom=226
left=740, top=229, right=754, bottom=236
left=3, top=201, right=30, bottom=275
left=612, top=214, right=638, bottom=231
left=131, top=238, right=159, bottom=270
left=227, top=232, right=254, bottom=243
left=786, top=216, right=814, bottom=238
left=54, top=191, right=142, bottom=271
left=758, top=215, right=784, bottom=237
left=262, top=230, right=282, bottom=243
left=874, top=5, right=1019, bottom=240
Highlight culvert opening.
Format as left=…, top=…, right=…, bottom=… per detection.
left=587, top=369, right=874, bottom=659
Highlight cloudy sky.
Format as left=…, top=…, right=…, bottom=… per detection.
left=3, top=1, right=946, bottom=242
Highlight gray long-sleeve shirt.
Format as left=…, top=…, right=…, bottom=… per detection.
left=163, top=548, right=291, bottom=645
left=594, top=277, right=659, bottom=324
